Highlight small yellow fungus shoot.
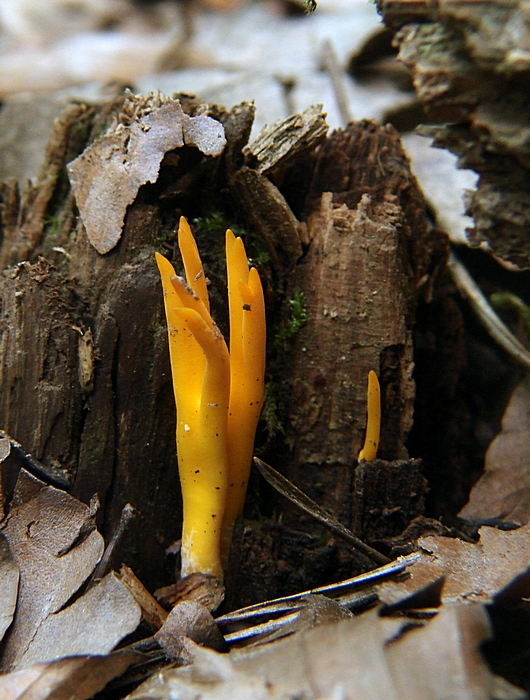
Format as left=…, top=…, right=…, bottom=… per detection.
left=156, top=217, right=265, bottom=580
left=358, top=370, right=381, bottom=462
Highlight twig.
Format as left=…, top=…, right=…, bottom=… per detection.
left=88, top=503, right=139, bottom=588
left=253, top=457, right=390, bottom=566
left=321, top=38, right=353, bottom=127
left=448, top=251, right=530, bottom=371
left=216, top=552, right=420, bottom=644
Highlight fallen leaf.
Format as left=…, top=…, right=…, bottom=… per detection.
left=126, top=611, right=404, bottom=700
left=0, top=533, right=19, bottom=643
left=1, top=470, right=104, bottom=670
left=127, top=604, right=525, bottom=700
left=460, top=377, right=530, bottom=525
left=385, top=602, right=525, bottom=700
left=0, top=650, right=140, bottom=700
left=155, top=600, right=227, bottom=660
left=376, top=522, right=530, bottom=607
left=19, top=572, right=141, bottom=668
left=67, top=93, right=226, bottom=255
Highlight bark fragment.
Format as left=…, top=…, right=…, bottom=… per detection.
left=377, top=0, right=530, bottom=268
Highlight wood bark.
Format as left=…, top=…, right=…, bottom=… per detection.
left=377, top=0, right=530, bottom=269
left=279, top=121, right=434, bottom=532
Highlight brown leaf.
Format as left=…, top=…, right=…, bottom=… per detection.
left=385, top=603, right=524, bottom=700
left=1, top=470, right=104, bottom=669
left=155, top=600, right=227, bottom=660
left=0, top=532, right=19, bottom=643
left=19, top=572, right=141, bottom=668
left=127, top=605, right=525, bottom=699
left=460, top=377, right=530, bottom=525
left=376, top=522, right=530, bottom=607
left=0, top=650, right=139, bottom=700
left=67, top=94, right=226, bottom=255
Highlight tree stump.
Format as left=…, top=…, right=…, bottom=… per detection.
left=0, top=91, right=439, bottom=602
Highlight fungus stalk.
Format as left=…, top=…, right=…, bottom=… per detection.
left=156, top=217, right=265, bottom=580
left=358, top=370, right=381, bottom=462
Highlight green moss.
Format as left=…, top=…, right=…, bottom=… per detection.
left=260, top=382, right=285, bottom=438
left=41, top=215, right=68, bottom=268
left=44, top=215, right=61, bottom=240
left=193, top=211, right=246, bottom=237
left=274, top=291, right=308, bottom=346
left=152, top=225, right=177, bottom=252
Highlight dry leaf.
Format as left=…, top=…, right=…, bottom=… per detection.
left=376, top=522, right=530, bottom=607
left=67, top=94, right=226, bottom=255
left=385, top=602, right=525, bottom=700
left=0, top=533, right=19, bottom=643
left=154, top=600, right=227, bottom=661
left=19, top=572, right=141, bottom=668
left=0, top=650, right=139, bottom=700
left=128, top=604, right=524, bottom=700
left=460, top=377, right=530, bottom=525
left=1, top=470, right=104, bottom=669
left=126, top=611, right=404, bottom=700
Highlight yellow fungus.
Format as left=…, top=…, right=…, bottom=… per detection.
left=156, top=217, right=265, bottom=580
left=222, top=230, right=266, bottom=562
left=358, top=370, right=381, bottom=462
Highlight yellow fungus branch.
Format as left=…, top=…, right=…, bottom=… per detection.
left=156, top=218, right=266, bottom=580
left=222, top=231, right=266, bottom=561
left=358, top=370, right=381, bottom=463
left=178, top=216, right=210, bottom=311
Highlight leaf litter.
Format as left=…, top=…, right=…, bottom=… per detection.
left=126, top=604, right=525, bottom=700
left=0, top=650, right=140, bottom=700
left=1, top=459, right=530, bottom=698
left=0, top=533, right=19, bottom=645
left=0, top=468, right=141, bottom=678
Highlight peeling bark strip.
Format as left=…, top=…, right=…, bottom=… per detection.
left=68, top=94, right=226, bottom=255
left=281, top=121, right=433, bottom=526
left=377, top=0, right=530, bottom=268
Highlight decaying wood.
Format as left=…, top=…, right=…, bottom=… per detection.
left=118, top=564, right=168, bottom=631
left=231, top=166, right=304, bottom=267
left=352, top=458, right=427, bottom=543
left=0, top=260, right=83, bottom=477
left=377, top=0, right=530, bottom=269
left=243, top=104, right=328, bottom=181
left=279, top=121, right=434, bottom=532
left=0, top=91, right=437, bottom=602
